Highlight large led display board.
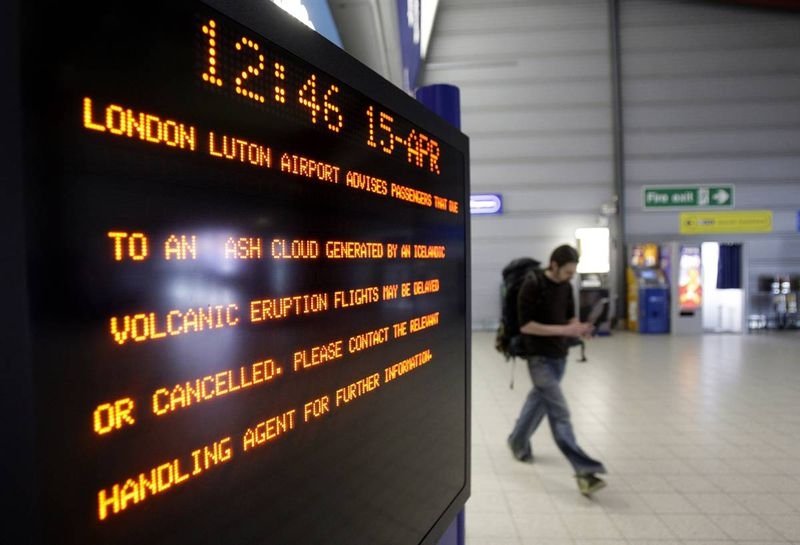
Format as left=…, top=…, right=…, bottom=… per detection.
left=1, top=1, right=470, bottom=543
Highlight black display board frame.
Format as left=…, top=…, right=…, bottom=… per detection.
left=1, top=1, right=470, bottom=544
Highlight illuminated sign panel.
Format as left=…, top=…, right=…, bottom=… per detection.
left=3, top=1, right=469, bottom=543
left=678, top=246, right=703, bottom=313
left=469, top=193, right=503, bottom=215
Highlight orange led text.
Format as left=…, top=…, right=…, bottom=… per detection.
left=390, top=182, right=433, bottom=207
left=153, top=359, right=282, bottom=416
left=303, top=395, right=331, bottom=422
left=83, top=97, right=196, bottom=151
left=414, top=245, right=445, bottom=259
left=405, top=129, right=441, bottom=174
left=271, top=239, right=319, bottom=259
left=234, top=36, right=265, bottom=103
left=164, top=234, right=196, bottom=260
left=109, top=304, right=240, bottom=345
left=384, top=349, right=433, bottom=383
left=333, top=286, right=380, bottom=308
left=93, top=398, right=136, bottom=435
left=413, top=278, right=440, bottom=295
left=97, top=436, right=232, bottom=521
left=366, top=105, right=441, bottom=174
left=107, top=231, right=149, bottom=261
left=347, top=326, right=390, bottom=354
left=345, top=170, right=388, bottom=196
left=335, top=373, right=381, bottom=407
left=325, top=240, right=384, bottom=259
left=280, top=153, right=340, bottom=184
left=242, top=409, right=297, bottom=452
left=250, top=292, right=329, bottom=322
left=225, top=237, right=263, bottom=259
left=410, top=311, right=440, bottom=333
left=201, top=20, right=222, bottom=87
left=293, top=339, right=343, bottom=371
left=208, top=132, right=272, bottom=168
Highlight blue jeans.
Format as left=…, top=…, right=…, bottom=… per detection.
left=508, top=356, right=606, bottom=476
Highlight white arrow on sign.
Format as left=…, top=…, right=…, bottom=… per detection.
left=712, top=189, right=730, bottom=204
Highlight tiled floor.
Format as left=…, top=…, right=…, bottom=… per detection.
left=467, top=330, right=800, bottom=545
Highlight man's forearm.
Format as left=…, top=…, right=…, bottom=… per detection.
left=519, top=321, right=569, bottom=336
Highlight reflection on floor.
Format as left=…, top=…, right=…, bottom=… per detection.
left=467, top=330, right=800, bottom=545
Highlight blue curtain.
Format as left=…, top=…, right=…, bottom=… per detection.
left=717, top=244, right=742, bottom=289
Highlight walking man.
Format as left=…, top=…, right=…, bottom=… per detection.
left=507, top=244, right=607, bottom=496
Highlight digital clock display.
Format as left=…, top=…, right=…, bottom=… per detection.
left=4, top=1, right=470, bottom=544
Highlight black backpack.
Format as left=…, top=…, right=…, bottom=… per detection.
left=494, top=258, right=544, bottom=361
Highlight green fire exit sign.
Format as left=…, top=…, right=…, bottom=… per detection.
left=643, top=185, right=734, bottom=209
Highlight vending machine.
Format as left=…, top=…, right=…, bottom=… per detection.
left=626, top=243, right=670, bottom=333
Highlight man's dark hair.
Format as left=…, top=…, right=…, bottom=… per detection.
left=549, top=245, right=579, bottom=267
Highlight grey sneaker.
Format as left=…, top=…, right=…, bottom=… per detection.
left=507, top=436, right=534, bottom=463
left=576, top=474, right=606, bottom=496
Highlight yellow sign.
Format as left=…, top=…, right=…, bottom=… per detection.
left=680, top=210, right=773, bottom=234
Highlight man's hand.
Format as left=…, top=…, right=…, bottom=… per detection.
left=564, top=321, right=593, bottom=338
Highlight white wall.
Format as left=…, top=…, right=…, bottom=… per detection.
left=422, top=0, right=615, bottom=329
left=422, top=0, right=800, bottom=331
left=620, top=0, right=800, bottom=317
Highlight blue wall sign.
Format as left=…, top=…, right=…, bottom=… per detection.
left=470, top=194, right=503, bottom=215
left=397, top=0, right=422, bottom=90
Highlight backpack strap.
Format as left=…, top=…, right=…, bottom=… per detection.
left=517, top=268, right=548, bottom=317
left=531, top=269, right=551, bottom=307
